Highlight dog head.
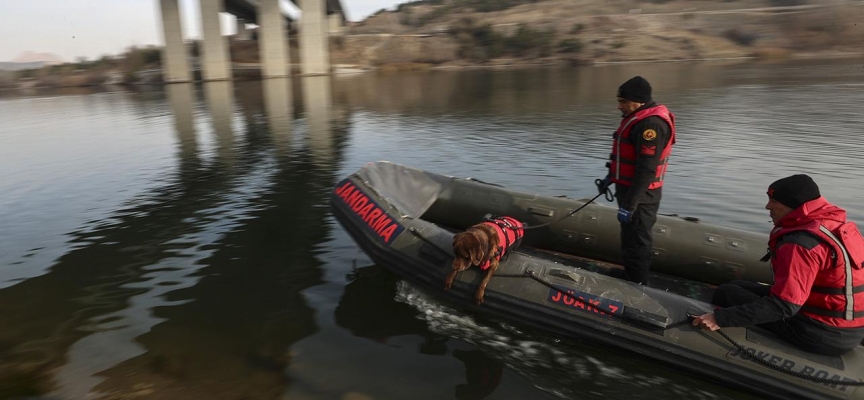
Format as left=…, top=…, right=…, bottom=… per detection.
left=452, top=229, right=489, bottom=272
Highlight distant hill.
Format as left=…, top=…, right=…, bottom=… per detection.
left=332, top=0, right=864, bottom=68
left=10, top=51, right=64, bottom=65
left=0, top=61, right=47, bottom=71
left=0, top=52, right=64, bottom=71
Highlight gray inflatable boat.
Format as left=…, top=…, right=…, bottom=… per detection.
left=331, top=161, right=864, bottom=400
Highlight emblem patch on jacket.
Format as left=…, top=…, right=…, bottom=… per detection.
left=642, top=129, right=657, bottom=141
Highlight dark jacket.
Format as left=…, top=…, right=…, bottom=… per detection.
left=613, top=103, right=673, bottom=211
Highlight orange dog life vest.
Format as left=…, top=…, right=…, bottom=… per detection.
left=478, top=216, right=525, bottom=270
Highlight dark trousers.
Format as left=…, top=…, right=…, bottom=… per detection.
left=714, top=281, right=862, bottom=356
left=616, top=186, right=661, bottom=284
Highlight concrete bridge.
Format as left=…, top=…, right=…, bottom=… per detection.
left=158, top=0, right=345, bottom=83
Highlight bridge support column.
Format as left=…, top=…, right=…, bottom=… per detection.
left=199, top=0, right=232, bottom=81
left=158, top=0, right=191, bottom=83
left=328, top=13, right=343, bottom=36
left=299, top=0, right=330, bottom=75
left=258, top=0, right=291, bottom=78
left=236, top=18, right=251, bottom=41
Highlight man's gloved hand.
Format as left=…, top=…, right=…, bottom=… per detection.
left=617, top=208, right=633, bottom=224
left=595, top=177, right=612, bottom=195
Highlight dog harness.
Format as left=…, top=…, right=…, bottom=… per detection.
left=478, top=216, right=525, bottom=270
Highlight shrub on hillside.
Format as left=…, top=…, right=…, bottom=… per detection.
left=558, top=38, right=583, bottom=53
left=462, top=0, right=541, bottom=12
left=450, top=19, right=556, bottom=60
left=723, top=29, right=757, bottom=46
left=450, top=18, right=505, bottom=61
left=505, top=25, right=554, bottom=56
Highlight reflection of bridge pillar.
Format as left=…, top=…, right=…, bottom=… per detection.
left=158, top=0, right=191, bottom=83
left=199, top=0, right=232, bottom=81
left=302, top=76, right=333, bottom=166
left=203, top=81, right=236, bottom=163
left=166, top=83, right=198, bottom=160
left=299, top=0, right=330, bottom=75
left=264, top=78, right=294, bottom=153
left=258, top=0, right=291, bottom=78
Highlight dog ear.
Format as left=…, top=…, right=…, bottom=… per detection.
left=452, top=233, right=472, bottom=271
left=468, top=231, right=487, bottom=266
left=470, top=247, right=485, bottom=267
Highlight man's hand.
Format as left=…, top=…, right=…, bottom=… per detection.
left=617, top=208, right=633, bottom=224
left=691, top=313, right=721, bottom=331
left=596, top=177, right=612, bottom=195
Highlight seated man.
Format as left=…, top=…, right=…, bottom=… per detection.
left=692, top=174, right=864, bottom=355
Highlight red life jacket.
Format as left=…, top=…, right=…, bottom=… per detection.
left=769, top=221, right=864, bottom=328
left=478, top=216, right=525, bottom=271
left=609, top=105, right=676, bottom=189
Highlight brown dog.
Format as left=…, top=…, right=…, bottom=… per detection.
left=445, top=216, right=524, bottom=305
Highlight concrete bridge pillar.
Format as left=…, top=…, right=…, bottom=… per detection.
left=299, top=0, right=330, bottom=75
left=328, top=13, right=343, bottom=36
left=157, top=0, right=191, bottom=83
left=236, top=18, right=251, bottom=41
left=199, top=0, right=232, bottom=81
left=258, top=0, right=291, bottom=78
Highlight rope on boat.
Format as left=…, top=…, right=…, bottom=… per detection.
left=407, top=226, right=864, bottom=387
left=519, top=189, right=609, bottom=230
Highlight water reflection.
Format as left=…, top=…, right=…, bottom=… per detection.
left=302, top=76, right=334, bottom=168
left=2, top=59, right=863, bottom=400
left=334, top=266, right=505, bottom=400
left=453, top=349, right=504, bottom=400
left=332, top=63, right=732, bottom=116
left=165, top=83, right=197, bottom=162
left=334, top=265, right=447, bottom=350
left=333, top=60, right=864, bottom=118
left=264, top=78, right=293, bottom=138
left=0, top=73, right=346, bottom=399
left=203, top=81, right=236, bottom=164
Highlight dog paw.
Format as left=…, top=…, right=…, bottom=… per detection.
left=474, top=293, right=485, bottom=306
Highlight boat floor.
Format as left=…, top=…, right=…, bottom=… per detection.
left=521, top=247, right=717, bottom=303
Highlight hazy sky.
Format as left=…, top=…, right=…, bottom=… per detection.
left=0, top=0, right=405, bottom=62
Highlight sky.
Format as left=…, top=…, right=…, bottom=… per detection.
left=0, top=0, right=405, bottom=63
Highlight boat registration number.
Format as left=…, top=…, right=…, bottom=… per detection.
left=548, top=286, right=624, bottom=317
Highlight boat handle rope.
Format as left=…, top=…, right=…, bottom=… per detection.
left=406, top=228, right=864, bottom=387
left=520, top=189, right=610, bottom=231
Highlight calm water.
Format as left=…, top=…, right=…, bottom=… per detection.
left=2, top=59, right=864, bottom=400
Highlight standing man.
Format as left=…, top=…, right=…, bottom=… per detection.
left=692, top=175, right=864, bottom=355
left=597, top=76, right=676, bottom=284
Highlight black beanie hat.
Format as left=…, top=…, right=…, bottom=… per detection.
left=617, top=76, right=653, bottom=103
left=767, top=174, right=821, bottom=210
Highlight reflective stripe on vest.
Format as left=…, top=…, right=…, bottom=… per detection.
left=818, top=225, right=856, bottom=320
left=771, top=223, right=864, bottom=323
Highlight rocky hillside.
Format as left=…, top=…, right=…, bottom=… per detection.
left=331, top=0, right=864, bottom=68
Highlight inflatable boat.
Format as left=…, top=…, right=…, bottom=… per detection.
left=330, top=161, right=864, bottom=400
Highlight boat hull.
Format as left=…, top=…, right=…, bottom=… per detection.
left=331, top=162, right=864, bottom=400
